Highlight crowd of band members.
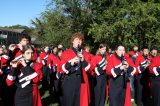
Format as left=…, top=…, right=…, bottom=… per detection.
left=0, top=32, right=159, bottom=106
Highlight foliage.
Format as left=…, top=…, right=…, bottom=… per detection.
left=88, top=0, right=160, bottom=50
left=32, top=0, right=160, bottom=50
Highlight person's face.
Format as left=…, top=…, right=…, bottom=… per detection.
left=108, top=49, right=112, bottom=53
left=20, top=38, right=29, bottom=46
left=44, top=47, right=49, bottom=53
left=133, top=46, right=138, bottom=51
left=23, top=49, right=33, bottom=61
left=0, top=48, right=4, bottom=55
left=53, top=47, right=58, bottom=54
left=72, top=38, right=82, bottom=48
left=116, top=46, right=125, bottom=57
left=99, top=47, right=106, bottom=55
left=58, top=50, right=63, bottom=57
left=142, top=49, right=149, bottom=56
left=85, top=47, right=90, bottom=52
left=151, top=49, right=157, bottom=56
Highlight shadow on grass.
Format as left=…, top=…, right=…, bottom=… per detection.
left=39, top=81, right=61, bottom=106
left=41, top=93, right=60, bottom=106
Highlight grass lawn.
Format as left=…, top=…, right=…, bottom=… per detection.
left=0, top=88, right=138, bottom=106
left=0, top=84, right=140, bottom=106
left=41, top=89, right=137, bottom=106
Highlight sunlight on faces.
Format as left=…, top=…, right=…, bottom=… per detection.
left=44, top=46, right=49, bottom=53
left=108, top=48, right=112, bottom=53
left=85, top=47, right=90, bottom=52
left=116, top=46, right=125, bottom=57
left=20, top=38, right=29, bottom=46
left=151, top=49, right=157, bottom=56
left=99, top=47, right=106, bottom=55
left=72, top=38, right=82, bottom=48
left=133, top=46, right=138, bottom=51
left=142, top=49, right=149, bottom=56
left=53, top=47, right=58, bottom=54
left=23, top=49, right=34, bottom=61
left=58, top=50, right=63, bottom=57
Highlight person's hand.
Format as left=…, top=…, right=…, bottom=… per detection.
left=9, top=44, right=17, bottom=51
left=120, top=65, right=126, bottom=70
left=123, top=61, right=129, bottom=69
left=132, top=54, right=137, bottom=58
left=42, top=60, right=46, bottom=65
left=144, top=63, right=150, bottom=69
left=70, top=57, right=80, bottom=66
left=77, top=53, right=84, bottom=61
left=102, top=65, right=106, bottom=70
left=19, top=58, right=27, bottom=67
left=10, top=61, right=18, bottom=68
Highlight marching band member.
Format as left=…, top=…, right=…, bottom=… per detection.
left=0, top=46, right=10, bottom=105
left=8, top=34, right=38, bottom=62
left=91, top=44, right=110, bottom=106
left=128, top=45, right=141, bottom=102
left=6, top=45, right=43, bottom=106
left=135, top=46, right=151, bottom=106
left=149, top=54, right=160, bottom=106
left=39, top=46, right=50, bottom=91
left=60, top=32, right=91, bottom=106
left=106, top=45, right=137, bottom=106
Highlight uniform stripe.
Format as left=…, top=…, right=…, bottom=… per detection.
left=153, top=67, right=159, bottom=76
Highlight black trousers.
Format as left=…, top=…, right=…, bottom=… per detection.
left=135, top=72, right=151, bottom=106
left=62, top=73, right=81, bottom=106
left=88, top=74, right=94, bottom=106
left=94, top=74, right=107, bottom=106
left=42, top=66, right=50, bottom=91
left=15, top=88, right=33, bottom=106
left=1, top=75, right=16, bottom=106
left=53, top=78, right=62, bottom=103
left=109, top=76, right=126, bottom=106
left=151, top=76, right=160, bottom=106
left=49, top=72, right=56, bottom=95
left=135, top=74, right=143, bottom=106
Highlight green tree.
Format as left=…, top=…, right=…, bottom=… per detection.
left=31, top=10, right=72, bottom=47
left=89, top=0, right=160, bottom=50
left=32, top=0, right=160, bottom=51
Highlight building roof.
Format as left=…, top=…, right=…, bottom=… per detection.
left=0, top=27, right=25, bottom=33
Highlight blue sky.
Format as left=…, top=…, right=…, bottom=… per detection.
left=0, top=0, right=49, bottom=27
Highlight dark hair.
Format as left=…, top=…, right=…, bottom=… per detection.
left=22, top=45, right=34, bottom=54
left=19, top=34, right=31, bottom=42
left=133, top=45, right=138, bottom=48
left=151, top=46, right=158, bottom=51
left=141, top=46, right=149, bottom=50
left=52, top=45, right=58, bottom=49
left=57, top=48, right=64, bottom=53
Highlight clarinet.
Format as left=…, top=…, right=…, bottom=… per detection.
left=121, top=55, right=127, bottom=74
left=74, top=45, right=82, bottom=74
left=145, top=54, right=150, bottom=66
left=121, top=54, right=129, bottom=88
left=121, top=56, right=127, bottom=66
